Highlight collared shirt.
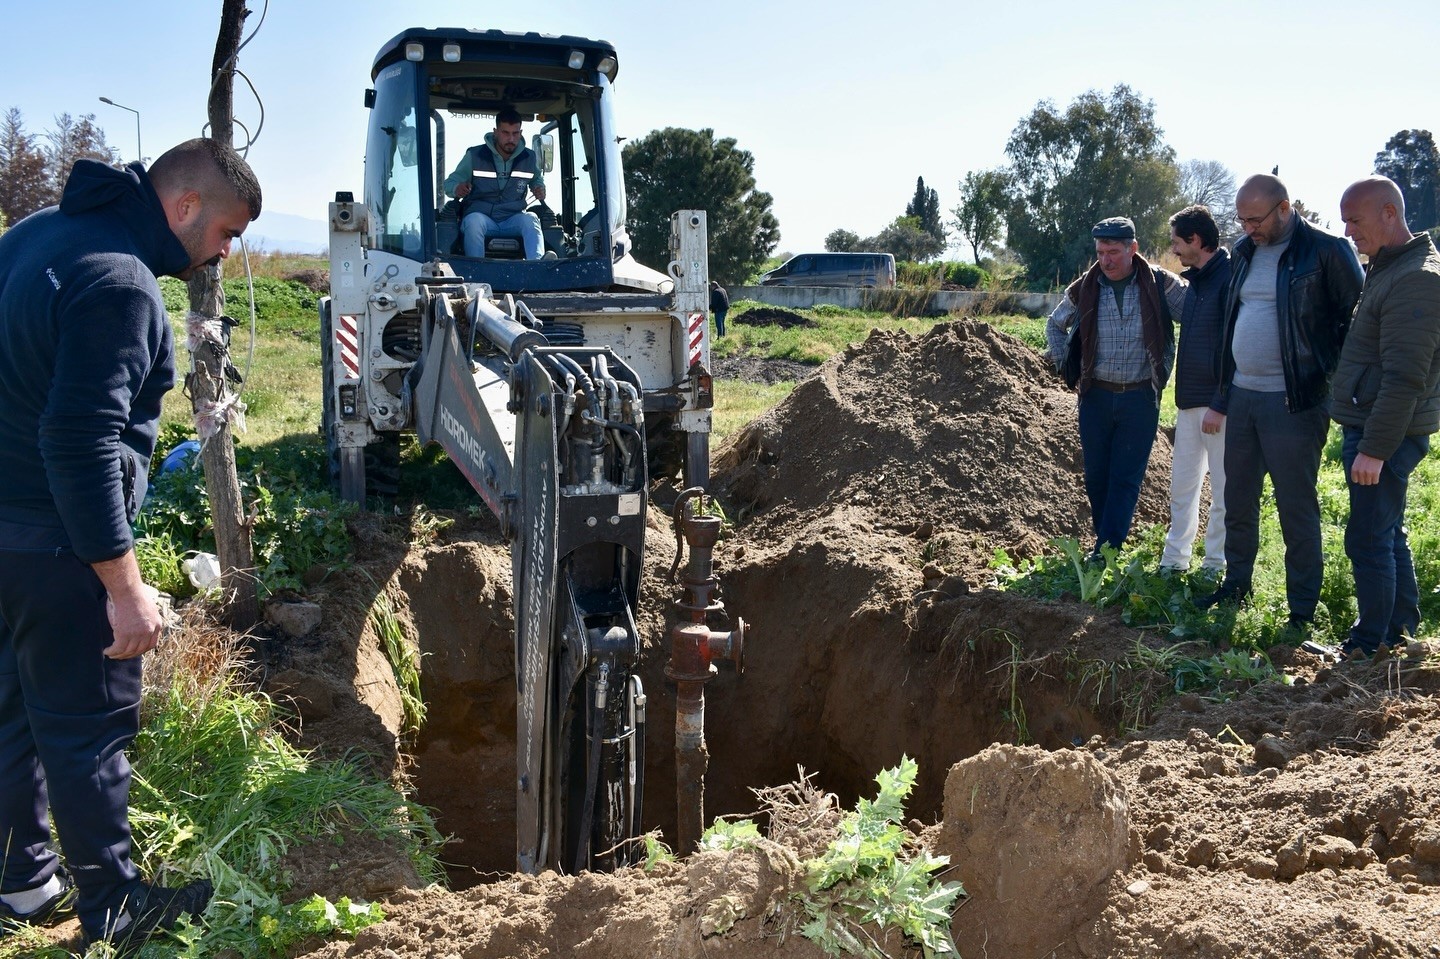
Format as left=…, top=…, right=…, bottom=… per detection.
left=1047, top=272, right=1187, bottom=383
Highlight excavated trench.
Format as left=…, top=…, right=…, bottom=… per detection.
left=393, top=526, right=1133, bottom=885
left=369, top=319, right=1177, bottom=883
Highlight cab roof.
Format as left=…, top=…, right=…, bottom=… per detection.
left=372, top=27, right=618, bottom=79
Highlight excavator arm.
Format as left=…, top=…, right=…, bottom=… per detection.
left=411, top=281, right=648, bottom=872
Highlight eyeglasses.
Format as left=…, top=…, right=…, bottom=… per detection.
left=1237, top=200, right=1283, bottom=230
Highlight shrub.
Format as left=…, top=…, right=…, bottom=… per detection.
left=896, top=261, right=944, bottom=287
left=944, top=261, right=991, bottom=289
left=897, top=260, right=993, bottom=290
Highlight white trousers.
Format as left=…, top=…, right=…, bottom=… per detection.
left=1161, top=406, right=1227, bottom=570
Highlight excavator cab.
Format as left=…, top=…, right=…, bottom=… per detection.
left=363, top=29, right=633, bottom=294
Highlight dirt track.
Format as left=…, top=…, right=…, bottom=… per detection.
left=276, top=319, right=1438, bottom=959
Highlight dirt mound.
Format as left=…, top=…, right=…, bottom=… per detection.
left=735, top=306, right=813, bottom=328
left=715, top=318, right=1172, bottom=579
left=938, top=744, right=1131, bottom=957
left=1079, top=664, right=1440, bottom=959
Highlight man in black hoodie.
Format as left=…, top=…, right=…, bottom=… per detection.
left=1159, top=205, right=1232, bottom=574
left=0, top=138, right=260, bottom=952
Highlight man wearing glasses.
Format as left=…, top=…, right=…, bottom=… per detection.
left=1198, top=174, right=1363, bottom=628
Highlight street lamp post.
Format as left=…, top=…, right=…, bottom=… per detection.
left=98, top=97, right=141, bottom=163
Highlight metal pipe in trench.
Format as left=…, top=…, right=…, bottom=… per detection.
left=667, top=489, right=745, bottom=854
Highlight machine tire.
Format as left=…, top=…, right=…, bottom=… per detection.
left=364, top=433, right=401, bottom=499
left=642, top=412, right=680, bottom=483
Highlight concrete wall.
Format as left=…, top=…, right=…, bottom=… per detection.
left=729, top=285, right=1064, bottom=318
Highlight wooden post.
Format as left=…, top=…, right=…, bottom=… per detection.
left=186, top=0, right=257, bottom=629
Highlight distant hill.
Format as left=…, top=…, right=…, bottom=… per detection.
left=243, top=211, right=327, bottom=255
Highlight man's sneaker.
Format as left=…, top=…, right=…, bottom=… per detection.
left=1286, top=614, right=1313, bottom=633
left=0, top=868, right=75, bottom=932
left=1195, top=581, right=1252, bottom=610
left=84, top=879, right=213, bottom=957
left=540, top=250, right=558, bottom=261
left=1341, top=642, right=1377, bottom=661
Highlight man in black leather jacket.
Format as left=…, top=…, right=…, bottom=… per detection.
left=1198, top=174, right=1363, bottom=628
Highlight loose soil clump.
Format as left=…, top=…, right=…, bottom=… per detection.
left=711, top=355, right=817, bottom=384
left=734, top=306, right=814, bottom=328
left=272, top=318, right=1437, bottom=958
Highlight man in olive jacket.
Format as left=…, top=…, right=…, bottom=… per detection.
left=1331, top=176, right=1440, bottom=657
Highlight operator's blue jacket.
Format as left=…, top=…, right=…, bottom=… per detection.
left=0, top=159, right=187, bottom=563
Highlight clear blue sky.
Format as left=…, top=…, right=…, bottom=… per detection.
left=3, top=0, right=1436, bottom=255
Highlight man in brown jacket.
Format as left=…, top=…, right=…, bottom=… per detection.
left=1331, top=176, right=1440, bottom=657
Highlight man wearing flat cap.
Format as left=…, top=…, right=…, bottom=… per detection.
left=1196, top=174, right=1363, bottom=629
left=1047, top=216, right=1187, bottom=556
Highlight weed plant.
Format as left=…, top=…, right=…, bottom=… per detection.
left=136, top=429, right=354, bottom=598
left=992, top=417, right=1440, bottom=716
left=686, top=762, right=961, bottom=957
left=795, top=758, right=963, bottom=959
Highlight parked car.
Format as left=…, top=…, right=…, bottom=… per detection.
left=758, top=252, right=896, bottom=288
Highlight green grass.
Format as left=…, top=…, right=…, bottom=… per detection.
left=993, top=424, right=1440, bottom=706
left=712, top=379, right=796, bottom=441
left=129, top=649, right=442, bottom=957
left=158, top=274, right=324, bottom=448
left=0, top=636, right=443, bottom=959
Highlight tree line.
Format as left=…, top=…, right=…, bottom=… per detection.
left=614, top=86, right=1437, bottom=292
left=963, top=90, right=1436, bottom=288
left=0, top=107, right=119, bottom=232
left=828, top=88, right=1440, bottom=290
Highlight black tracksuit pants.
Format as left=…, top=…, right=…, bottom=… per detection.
left=0, top=542, right=142, bottom=929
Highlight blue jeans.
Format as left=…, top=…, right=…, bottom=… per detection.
left=1222, top=388, right=1329, bottom=617
left=1078, top=385, right=1159, bottom=550
left=461, top=209, right=543, bottom=259
left=713, top=308, right=727, bottom=337
left=1342, top=428, right=1429, bottom=652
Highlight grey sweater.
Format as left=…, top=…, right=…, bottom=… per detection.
left=1231, top=219, right=1296, bottom=393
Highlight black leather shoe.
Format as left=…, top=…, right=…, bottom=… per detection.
left=1195, top=581, right=1252, bottom=610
